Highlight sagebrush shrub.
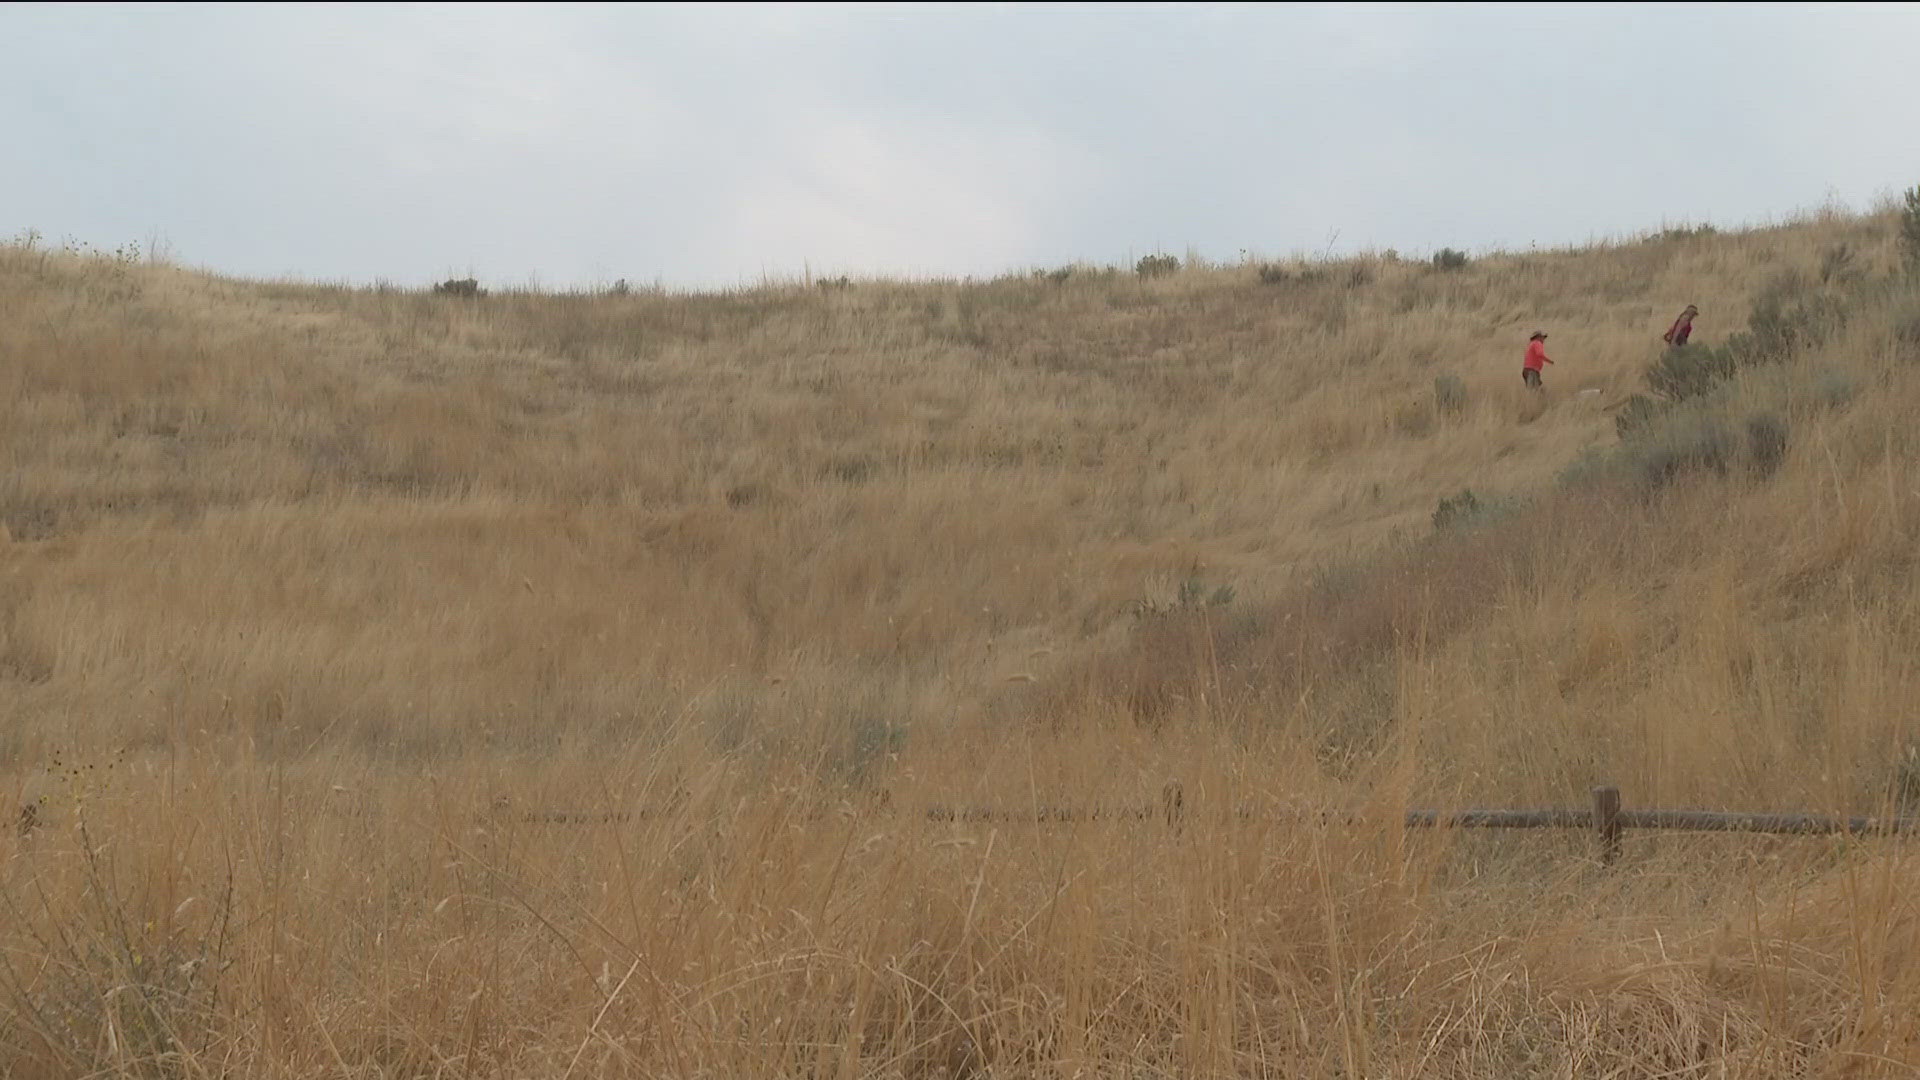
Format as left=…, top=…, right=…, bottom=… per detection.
left=1646, top=343, right=1736, bottom=403
left=1807, top=367, right=1858, bottom=410
left=1658, top=223, right=1717, bottom=242
left=1636, top=270, right=1845, bottom=413
left=1741, top=274, right=1844, bottom=363
left=1636, top=412, right=1738, bottom=489
left=1614, top=394, right=1666, bottom=439
left=1393, top=398, right=1435, bottom=438
left=1432, top=489, right=1480, bottom=530
left=1558, top=447, right=1622, bottom=489
left=1135, top=254, right=1179, bottom=278
left=1894, top=310, right=1920, bottom=354
left=1746, top=413, right=1790, bottom=478
left=834, top=714, right=903, bottom=786
left=432, top=277, right=484, bottom=298
left=1430, top=248, right=1469, bottom=271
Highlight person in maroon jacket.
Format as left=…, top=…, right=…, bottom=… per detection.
left=1522, top=331, right=1551, bottom=389
left=1663, top=304, right=1698, bottom=346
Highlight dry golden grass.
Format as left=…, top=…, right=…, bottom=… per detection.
left=3, top=210, right=1919, bottom=1077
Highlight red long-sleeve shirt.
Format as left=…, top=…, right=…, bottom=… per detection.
left=1524, top=340, right=1552, bottom=370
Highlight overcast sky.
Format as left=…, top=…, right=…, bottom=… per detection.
left=6, top=3, right=1920, bottom=289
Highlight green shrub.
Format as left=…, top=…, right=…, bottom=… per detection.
left=1136, top=254, right=1180, bottom=278
left=1807, top=367, right=1859, bottom=410
left=833, top=713, right=904, bottom=786
left=1430, top=248, right=1470, bottom=271
left=1624, top=407, right=1792, bottom=489
left=1895, top=310, right=1920, bottom=355
left=1740, top=274, right=1844, bottom=363
left=1745, top=413, right=1790, bottom=478
left=1433, top=374, right=1467, bottom=415
left=1432, top=489, right=1481, bottom=530
left=1601, top=394, right=1793, bottom=493
left=1645, top=343, right=1737, bottom=403
left=1635, top=270, right=1846, bottom=410
left=1657, top=223, right=1718, bottom=242
left=1175, top=577, right=1235, bottom=609
left=1559, top=447, right=1624, bottom=489
left=1613, top=393, right=1668, bottom=439
left=1430, top=488, right=1522, bottom=531
left=1635, top=412, right=1738, bottom=488
left=432, top=277, right=484, bottom=298
left=1393, top=398, right=1436, bottom=437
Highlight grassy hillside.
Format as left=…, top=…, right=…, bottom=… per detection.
left=2, top=209, right=1919, bottom=1077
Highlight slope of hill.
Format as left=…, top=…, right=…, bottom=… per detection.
left=2, top=210, right=1918, bottom=1076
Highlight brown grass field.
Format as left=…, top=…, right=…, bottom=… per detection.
left=3, top=208, right=1920, bottom=1077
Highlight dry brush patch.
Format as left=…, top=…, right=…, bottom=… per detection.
left=5, top=756, right=1918, bottom=1077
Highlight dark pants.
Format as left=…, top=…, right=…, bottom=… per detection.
left=1522, top=368, right=1542, bottom=389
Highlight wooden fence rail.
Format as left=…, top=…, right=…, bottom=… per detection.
left=272, top=784, right=1918, bottom=869
left=1611, top=809, right=1916, bottom=835
left=919, top=785, right=1916, bottom=866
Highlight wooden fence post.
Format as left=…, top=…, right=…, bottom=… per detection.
left=1592, top=785, right=1622, bottom=866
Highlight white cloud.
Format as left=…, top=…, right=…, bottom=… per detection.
left=726, top=116, right=1082, bottom=280
left=3, top=3, right=1918, bottom=286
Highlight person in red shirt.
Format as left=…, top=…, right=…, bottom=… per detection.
left=1663, top=304, right=1698, bottom=346
left=1522, top=331, right=1551, bottom=389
